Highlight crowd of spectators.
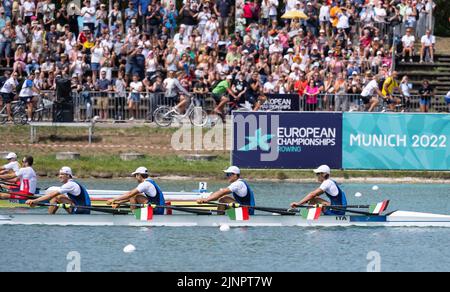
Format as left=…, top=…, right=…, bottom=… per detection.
left=0, top=0, right=439, bottom=121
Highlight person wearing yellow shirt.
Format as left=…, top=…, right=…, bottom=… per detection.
left=382, top=71, right=402, bottom=111
left=329, top=2, right=342, bottom=34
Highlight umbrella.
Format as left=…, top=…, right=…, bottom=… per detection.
left=281, top=10, right=309, bottom=20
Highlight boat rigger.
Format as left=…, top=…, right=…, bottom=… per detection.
left=1, top=211, right=450, bottom=227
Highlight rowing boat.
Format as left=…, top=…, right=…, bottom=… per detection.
left=1, top=211, right=450, bottom=227
left=0, top=189, right=210, bottom=208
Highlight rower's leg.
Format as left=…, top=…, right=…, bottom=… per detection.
left=49, top=195, right=73, bottom=214
left=130, top=194, right=148, bottom=211
left=218, top=196, right=236, bottom=215
left=0, top=193, right=11, bottom=199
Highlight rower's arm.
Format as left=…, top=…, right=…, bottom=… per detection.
left=29, top=191, right=60, bottom=204
left=296, top=188, right=324, bottom=206
left=201, top=188, right=231, bottom=203
left=110, top=189, right=140, bottom=204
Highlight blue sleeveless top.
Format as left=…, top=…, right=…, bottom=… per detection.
left=67, top=181, right=91, bottom=215
left=144, top=179, right=165, bottom=215
left=231, top=180, right=255, bottom=215
left=323, top=179, right=347, bottom=216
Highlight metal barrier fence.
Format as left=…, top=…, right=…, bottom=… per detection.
left=298, top=93, right=449, bottom=113
left=10, top=91, right=449, bottom=124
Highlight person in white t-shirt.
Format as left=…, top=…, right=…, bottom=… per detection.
left=420, top=29, right=435, bottom=63
left=197, top=166, right=256, bottom=215
left=128, top=74, right=143, bottom=121
left=107, top=167, right=165, bottom=214
left=0, top=156, right=36, bottom=199
left=401, top=28, right=415, bottom=63
left=26, top=166, right=91, bottom=214
left=360, top=74, right=383, bottom=112
left=0, top=152, right=19, bottom=183
left=290, top=165, right=347, bottom=216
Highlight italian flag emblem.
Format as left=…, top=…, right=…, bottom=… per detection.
left=300, top=207, right=322, bottom=220
left=369, top=200, right=389, bottom=215
left=134, top=206, right=153, bottom=221
left=226, top=207, right=250, bottom=221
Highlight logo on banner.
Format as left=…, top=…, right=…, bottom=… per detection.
left=240, top=129, right=274, bottom=151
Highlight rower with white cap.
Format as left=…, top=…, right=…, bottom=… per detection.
left=197, top=166, right=256, bottom=215
left=26, top=166, right=91, bottom=214
left=0, top=155, right=37, bottom=199
left=0, top=152, right=20, bottom=184
left=290, top=165, right=347, bottom=215
left=107, top=167, right=165, bottom=214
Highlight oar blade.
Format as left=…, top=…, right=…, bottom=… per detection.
left=368, top=200, right=390, bottom=215
left=300, top=207, right=322, bottom=220
left=134, top=206, right=153, bottom=221
left=226, top=207, right=250, bottom=221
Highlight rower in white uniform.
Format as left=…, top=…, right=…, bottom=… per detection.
left=0, top=152, right=20, bottom=185
left=107, top=167, right=166, bottom=214
left=290, top=165, right=347, bottom=215
left=0, top=156, right=37, bottom=199
left=197, top=166, right=256, bottom=215
left=26, top=167, right=91, bottom=214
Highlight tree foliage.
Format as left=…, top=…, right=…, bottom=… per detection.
left=434, top=0, right=450, bottom=36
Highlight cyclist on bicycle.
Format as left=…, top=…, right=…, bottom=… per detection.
left=212, top=75, right=238, bottom=121
left=360, top=73, right=383, bottom=112
left=163, top=70, right=191, bottom=114
left=381, top=71, right=402, bottom=111
left=0, top=71, right=18, bottom=122
left=18, top=72, right=41, bottom=123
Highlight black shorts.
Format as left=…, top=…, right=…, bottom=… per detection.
left=361, top=95, right=372, bottom=104
left=166, top=95, right=180, bottom=105
left=20, top=96, right=33, bottom=104
left=1, top=92, right=14, bottom=104
left=212, top=93, right=225, bottom=104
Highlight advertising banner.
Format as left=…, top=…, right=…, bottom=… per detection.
left=343, top=113, right=450, bottom=170
left=260, top=94, right=300, bottom=111
left=232, top=112, right=342, bottom=169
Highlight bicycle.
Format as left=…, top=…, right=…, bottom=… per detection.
left=0, top=100, right=25, bottom=125
left=9, top=94, right=54, bottom=125
left=153, top=97, right=209, bottom=127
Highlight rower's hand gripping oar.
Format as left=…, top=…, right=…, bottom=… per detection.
left=30, top=202, right=131, bottom=215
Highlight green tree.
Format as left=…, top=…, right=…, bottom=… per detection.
left=434, top=0, right=450, bottom=36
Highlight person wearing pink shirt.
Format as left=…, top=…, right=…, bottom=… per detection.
left=304, top=79, right=319, bottom=111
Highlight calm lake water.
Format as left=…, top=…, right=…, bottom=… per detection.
left=0, top=179, right=449, bottom=272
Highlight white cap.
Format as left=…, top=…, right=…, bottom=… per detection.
left=6, top=152, right=17, bottom=160
left=223, top=166, right=241, bottom=175
left=132, top=167, right=148, bottom=176
left=313, top=165, right=331, bottom=175
left=59, top=166, right=73, bottom=177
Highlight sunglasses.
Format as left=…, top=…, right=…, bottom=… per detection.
left=225, top=173, right=234, bottom=177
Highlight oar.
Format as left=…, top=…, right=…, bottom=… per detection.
left=0, top=180, right=20, bottom=187
left=120, top=203, right=216, bottom=215
left=203, top=202, right=297, bottom=215
left=32, top=202, right=131, bottom=215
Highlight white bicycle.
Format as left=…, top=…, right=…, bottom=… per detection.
left=153, top=98, right=209, bottom=127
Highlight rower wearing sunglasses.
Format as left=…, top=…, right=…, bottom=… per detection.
left=290, top=165, right=347, bottom=215
left=197, top=166, right=255, bottom=215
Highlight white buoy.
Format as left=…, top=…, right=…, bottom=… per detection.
left=372, top=185, right=379, bottom=191
left=219, top=224, right=230, bottom=232
left=355, top=192, right=362, bottom=197
left=123, top=244, right=136, bottom=253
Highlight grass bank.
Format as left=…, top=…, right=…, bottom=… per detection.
left=26, top=153, right=450, bottom=182
left=1, top=125, right=449, bottom=182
